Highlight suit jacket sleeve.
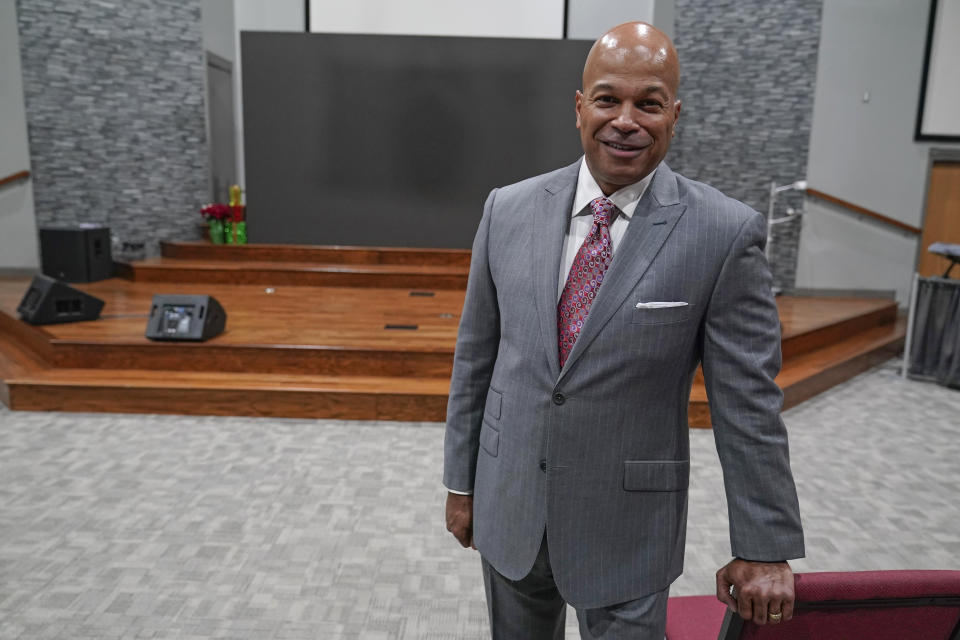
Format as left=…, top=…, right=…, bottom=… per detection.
left=702, top=210, right=805, bottom=562
left=443, top=189, right=501, bottom=494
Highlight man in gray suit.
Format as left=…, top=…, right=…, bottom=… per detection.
left=444, top=22, right=804, bottom=638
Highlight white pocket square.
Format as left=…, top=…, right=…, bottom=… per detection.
left=635, top=301, right=689, bottom=309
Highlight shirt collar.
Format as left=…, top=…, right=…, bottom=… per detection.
left=572, top=157, right=657, bottom=221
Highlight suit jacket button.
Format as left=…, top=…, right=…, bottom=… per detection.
left=552, top=392, right=565, bottom=405
left=539, top=459, right=547, bottom=472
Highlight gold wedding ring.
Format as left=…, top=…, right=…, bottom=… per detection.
left=768, top=611, right=783, bottom=622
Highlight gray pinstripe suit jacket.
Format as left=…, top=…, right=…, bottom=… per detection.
left=443, top=160, right=804, bottom=609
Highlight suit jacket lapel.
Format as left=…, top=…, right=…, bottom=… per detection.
left=534, top=161, right=580, bottom=381
left=558, top=164, right=688, bottom=381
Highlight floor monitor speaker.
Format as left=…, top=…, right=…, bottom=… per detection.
left=17, top=274, right=105, bottom=325
left=145, top=295, right=226, bottom=342
left=39, top=224, right=114, bottom=282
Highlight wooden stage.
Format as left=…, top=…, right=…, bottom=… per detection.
left=0, top=242, right=905, bottom=427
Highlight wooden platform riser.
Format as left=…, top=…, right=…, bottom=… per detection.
left=6, top=383, right=724, bottom=428
left=121, top=266, right=468, bottom=289
left=0, top=310, right=54, bottom=362
left=39, top=321, right=892, bottom=377
left=3, top=302, right=896, bottom=380
left=161, top=242, right=472, bottom=267
left=0, top=264, right=908, bottom=428
left=6, top=368, right=899, bottom=427
left=689, top=335, right=905, bottom=429
left=690, top=303, right=897, bottom=386
left=687, top=403, right=712, bottom=429
left=6, top=384, right=449, bottom=422
left=1, top=312, right=906, bottom=428
left=45, top=344, right=454, bottom=377
left=5, top=331, right=903, bottom=428
left=782, top=340, right=904, bottom=408
left=781, top=304, right=898, bottom=359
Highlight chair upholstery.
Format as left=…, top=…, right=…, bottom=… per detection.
left=666, top=570, right=960, bottom=640
left=666, top=593, right=727, bottom=640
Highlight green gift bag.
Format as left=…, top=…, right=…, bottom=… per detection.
left=208, top=219, right=225, bottom=244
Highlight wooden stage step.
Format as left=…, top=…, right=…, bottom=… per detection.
left=161, top=241, right=472, bottom=266
left=0, top=265, right=905, bottom=425
left=3, top=369, right=449, bottom=421
left=117, top=258, right=469, bottom=289
left=1, top=319, right=904, bottom=425
left=687, top=316, right=906, bottom=428
left=0, top=279, right=461, bottom=377
left=117, top=241, right=472, bottom=289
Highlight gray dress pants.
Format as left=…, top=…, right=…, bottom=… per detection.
left=481, top=535, right=670, bottom=639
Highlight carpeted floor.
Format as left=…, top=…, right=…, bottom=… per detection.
left=0, top=361, right=958, bottom=638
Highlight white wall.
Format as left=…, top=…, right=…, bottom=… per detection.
left=235, top=0, right=304, bottom=33
left=201, top=0, right=236, bottom=62
left=651, top=0, right=675, bottom=40
left=308, top=0, right=673, bottom=41
left=0, top=0, right=40, bottom=270
left=796, top=0, right=960, bottom=304
left=567, top=0, right=660, bottom=40
left=805, top=0, right=935, bottom=227
left=308, top=0, right=562, bottom=38
left=798, top=200, right=918, bottom=303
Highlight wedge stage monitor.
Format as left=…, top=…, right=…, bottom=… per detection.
left=16, top=274, right=105, bottom=325
left=145, top=295, right=226, bottom=342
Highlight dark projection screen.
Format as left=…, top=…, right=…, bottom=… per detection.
left=241, top=32, right=592, bottom=247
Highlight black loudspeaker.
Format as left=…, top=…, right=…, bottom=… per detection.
left=145, top=295, right=226, bottom=342
left=39, top=224, right=114, bottom=282
left=16, top=274, right=105, bottom=325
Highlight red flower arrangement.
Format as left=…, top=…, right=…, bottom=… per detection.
left=200, top=203, right=232, bottom=221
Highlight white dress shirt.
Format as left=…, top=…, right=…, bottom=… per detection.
left=558, top=158, right=656, bottom=299
left=447, top=160, right=657, bottom=497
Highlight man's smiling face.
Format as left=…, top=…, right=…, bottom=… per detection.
left=575, top=24, right=681, bottom=196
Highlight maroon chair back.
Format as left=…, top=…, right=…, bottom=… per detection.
left=719, top=570, right=960, bottom=640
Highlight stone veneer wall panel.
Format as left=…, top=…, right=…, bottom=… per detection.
left=668, top=0, right=822, bottom=290
left=16, top=0, right=208, bottom=258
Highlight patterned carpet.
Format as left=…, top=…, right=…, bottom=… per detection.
left=0, top=361, right=958, bottom=639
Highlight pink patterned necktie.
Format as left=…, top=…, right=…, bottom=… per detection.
left=557, top=197, right=615, bottom=368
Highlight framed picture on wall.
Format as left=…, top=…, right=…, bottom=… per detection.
left=915, top=0, right=960, bottom=142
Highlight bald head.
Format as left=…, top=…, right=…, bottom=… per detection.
left=574, top=22, right=682, bottom=195
left=583, top=22, right=679, bottom=97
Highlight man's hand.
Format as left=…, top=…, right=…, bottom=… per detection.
left=716, top=558, right=795, bottom=625
left=445, top=492, right=475, bottom=549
